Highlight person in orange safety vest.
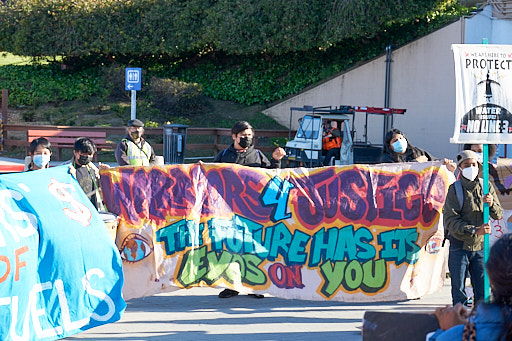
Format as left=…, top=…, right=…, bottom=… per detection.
left=322, top=121, right=342, bottom=166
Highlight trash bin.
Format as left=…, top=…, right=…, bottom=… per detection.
left=163, top=124, right=188, bottom=164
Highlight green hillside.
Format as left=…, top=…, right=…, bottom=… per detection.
left=0, top=0, right=474, bottom=128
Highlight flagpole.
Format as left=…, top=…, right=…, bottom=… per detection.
left=483, top=144, right=490, bottom=301
left=481, top=37, right=490, bottom=302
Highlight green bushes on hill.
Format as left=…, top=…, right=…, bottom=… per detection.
left=1, top=0, right=444, bottom=58
left=0, top=64, right=107, bottom=106
left=0, top=0, right=473, bottom=110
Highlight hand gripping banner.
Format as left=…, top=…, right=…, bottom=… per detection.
left=100, top=161, right=453, bottom=302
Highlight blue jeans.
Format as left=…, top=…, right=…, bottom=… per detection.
left=448, top=242, right=485, bottom=306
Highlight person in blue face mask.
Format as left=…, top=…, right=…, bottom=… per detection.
left=463, top=143, right=497, bottom=165
left=380, top=128, right=456, bottom=171
left=25, top=137, right=52, bottom=171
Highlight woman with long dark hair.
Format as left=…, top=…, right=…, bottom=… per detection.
left=430, top=233, right=512, bottom=340
left=380, top=128, right=456, bottom=172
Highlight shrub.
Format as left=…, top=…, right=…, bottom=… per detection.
left=148, top=77, right=211, bottom=120
left=0, top=0, right=452, bottom=58
left=0, top=64, right=106, bottom=106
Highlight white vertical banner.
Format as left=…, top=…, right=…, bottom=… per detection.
left=451, top=44, right=512, bottom=144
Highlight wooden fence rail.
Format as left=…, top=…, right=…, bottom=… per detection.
left=2, top=124, right=293, bottom=161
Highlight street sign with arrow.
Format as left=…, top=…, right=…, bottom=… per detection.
left=125, top=68, right=142, bottom=91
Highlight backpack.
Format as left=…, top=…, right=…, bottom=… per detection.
left=442, top=178, right=484, bottom=247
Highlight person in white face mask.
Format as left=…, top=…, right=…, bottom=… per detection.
left=24, top=137, right=52, bottom=171
left=380, top=128, right=456, bottom=172
left=443, top=150, right=503, bottom=307
left=462, top=143, right=509, bottom=196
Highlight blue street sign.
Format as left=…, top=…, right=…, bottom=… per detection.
left=125, top=68, right=142, bottom=91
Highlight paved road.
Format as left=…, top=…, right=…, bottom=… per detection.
left=66, top=284, right=451, bottom=341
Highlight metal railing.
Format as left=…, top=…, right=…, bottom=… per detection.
left=2, top=124, right=292, bottom=161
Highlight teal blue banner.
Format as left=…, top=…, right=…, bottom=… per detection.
left=0, top=166, right=125, bottom=341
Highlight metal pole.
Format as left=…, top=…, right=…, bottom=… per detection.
left=482, top=37, right=490, bottom=302
left=383, top=45, right=392, bottom=143
left=1, top=89, right=7, bottom=152
left=131, top=90, right=136, bottom=120
left=483, top=144, right=490, bottom=301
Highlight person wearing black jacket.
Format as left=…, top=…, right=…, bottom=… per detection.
left=213, top=121, right=285, bottom=299
left=380, top=128, right=456, bottom=172
left=213, top=121, right=285, bottom=168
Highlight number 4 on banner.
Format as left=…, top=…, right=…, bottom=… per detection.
left=261, top=176, right=294, bottom=222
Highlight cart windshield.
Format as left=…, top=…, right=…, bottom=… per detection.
left=296, top=115, right=322, bottom=139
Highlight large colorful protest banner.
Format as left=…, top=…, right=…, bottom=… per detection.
left=451, top=44, right=512, bottom=144
left=101, top=161, right=457, bottom=302
left=0, top=166, right=126, bottom=341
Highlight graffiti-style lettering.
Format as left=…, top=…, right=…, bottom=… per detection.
left=309, top=226, right=376, bottom=267
left=319, top=259, right=387, bottom=298
left=156, top=219, right=203, bottom=256
left=267, top=223, right=310, bottom=264
left=261, top=176, right=294, bottom=222
left=396, top=174, right=421, bottom=221
left=377, top=182, right=402, bottom=220
left=421, top=172, right=447, bottom=223
left=378, top=228, right=420, bottom=265
left=268, top=264, right=304, bottom=289
left=338, top=170, right=368, bottom=221
left=177, top=245, right=208, bottom=286
left=293, top=169, right=335, bottom=226
left=177, top=246, right=266, bottom=287
left=288, top=166, right=447, bottom=230
left=148, top=168, right=175, bottom=219
left=207, top=216, right=310, bottom=265
left=100, top=162, right=451, bottom=300
left=209, top=216, right=264, bottom=254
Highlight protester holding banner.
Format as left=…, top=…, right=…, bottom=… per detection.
left=24, top=137, right=52, bottom=171
left=443, top=150, right=503, bottom=307
left=380, top=128, right=456, bottom=171
left=213, top=120, right=286, bottom=168
left=68, top=137, right=109, bottom=211
left=115, top=118, right=155, bottom=166
left=214, top=120, right=285, bottom=299
left=428, top=233, right=512, bottom=341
